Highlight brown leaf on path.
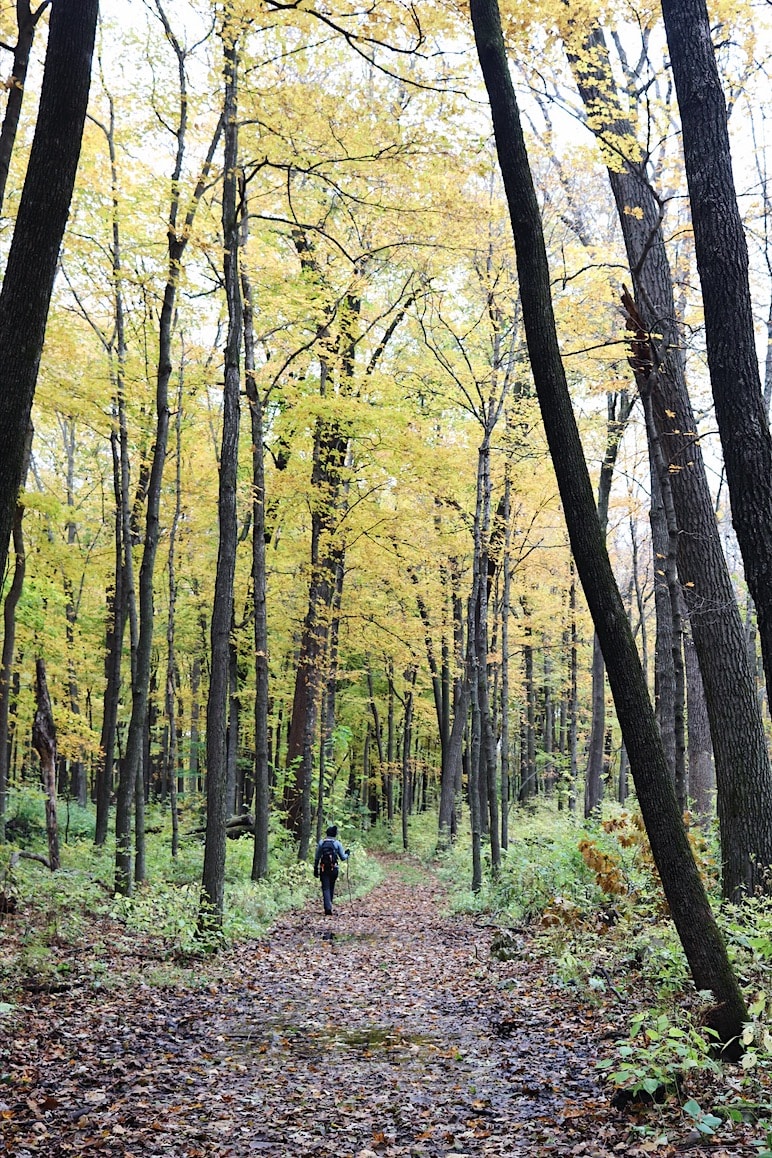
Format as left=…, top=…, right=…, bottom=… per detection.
left=0, top=856, right=758, bottom=1157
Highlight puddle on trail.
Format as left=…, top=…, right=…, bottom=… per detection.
left=318, top=928, right=378, bottom=944
left=225, top=1020, right=437, bottom=1059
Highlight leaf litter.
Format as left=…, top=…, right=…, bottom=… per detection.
left=0, top=858, right=756, bottom=1156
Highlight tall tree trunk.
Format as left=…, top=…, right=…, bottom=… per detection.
left=401, top=670, right=416, bottom=852
left=568, top=22, right=772, bottom=897
left=243, top=266, right=270, bottom=881
left=500, top=467, right=512, bottom=849
left=0, top=0, right=98, bottom=582
left=114, top=25, right=223, bottom=894
left=660, top=0, right=772, bottom=711
left=95, top=432, right=126, bottom=847
left=649, top=457, right=676, bottom=777
left=62, top=417, right=86, bottom=807
left=200, top=20, right=242, bottom=932
left=471, top=0, right=747, bottom=1043
left=568, top=563, right=579, bottom=812
left=585, top=391, right=634, bottom=816
left=165, top=367, right=184, bottom=859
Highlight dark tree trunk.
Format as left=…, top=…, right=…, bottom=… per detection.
left=0, top=1, right=51, bottom=215
left=243, top=264, right=271, bottom=881
left=650, top=458, right=676, bottom=777
left=0, top=451, right=29, bottom=843
left=568, top=22, right=772, bottom=897
left=686, top=630, right=714, bottom=820
left=500, top=468, right=512, bottom=848
left=0, top=0, right=98, bottom=582
left=115, top=38, right=223, bottom=894
left=471, top=0, right=747, bottom=1043
left=520, top=634, right=536, bottom=800
left=200, top=25, right=241, bottom=932
left=661, top=0, right=772, bottom=710
left=585, top=391, right=634, bottom=816
left=33, top=658, right=59, bottom=871
left=95, top=427, right=127, bottom=846
left=165, top=371, right=184, bottom=859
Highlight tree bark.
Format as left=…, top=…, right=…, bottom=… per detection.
left=660, top=0, right=772, bottom=712
left=471, top=0, right=747, bottom=1043
left=568, top=22, right=772, bottom=897
left=0, top=0, right=98, bottom=583
left=0, top=430, right=30, bottom=843
left=584, top=391, right=634, bottom=816
left=114, top=20, right=223, bottom=893
left=0, top=1, right=51, bottom=216
left=200, top=21, right=242, bottom=932
left=243, top=263, right=271, bottom=881
left=32, top=658, right=59, bottom=871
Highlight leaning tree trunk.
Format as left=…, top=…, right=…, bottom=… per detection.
left=0, top=0, right=99, bottom=583
left=471, top=0, right=747, bottom=1044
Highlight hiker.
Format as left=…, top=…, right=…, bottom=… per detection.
left=313, top=825, right=350, bottom=916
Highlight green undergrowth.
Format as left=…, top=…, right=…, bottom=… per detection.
left=444, top=800, right=772, bottom=1153
left=0, top=791, right=382, bottom=996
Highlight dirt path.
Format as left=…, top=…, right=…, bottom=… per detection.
left=1, top=862, right=743, bottom=1156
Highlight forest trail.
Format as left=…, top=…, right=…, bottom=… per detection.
left=2, top=860, right=742, bottom=1157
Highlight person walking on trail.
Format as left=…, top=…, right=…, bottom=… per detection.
left=313, top=825, right=349, bottom=916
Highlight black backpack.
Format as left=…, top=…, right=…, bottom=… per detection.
left=319, top=838, right=338, bottom=874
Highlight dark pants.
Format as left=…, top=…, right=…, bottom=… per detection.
left=320, top=866, right=339, bottom=914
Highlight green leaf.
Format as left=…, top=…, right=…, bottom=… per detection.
left=682, top=1099, right=702, bottom=1119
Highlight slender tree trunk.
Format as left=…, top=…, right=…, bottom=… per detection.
left=200, top=22, right=241, bottom=931
left=650, top=459, right=676, bottom=776
left=0, top=0, right=98, bottom=583
left=115, top=37, right=223, bottom=894
left=0, top=439, right=30, bottom=842
left=568, top=563, right=578, bottom=812
left=640, top=357, right=687, bottom=809
left=33, top=659, right=59, bottom=871
left=165, top=367, right=184, bottom=859
left=585, top=392, right=634, bottom=817
left=243, top=267, right=270, bottom=881
left=500, top=467, right=512, bottom=849
left=471, top=0, right=747, bottom=1043
left=520, top=634, right=536, bottom=800
left=401, top=670, right=416, bottom=852
left=95, top=432, right=126, bottom=846
left=62, top=418, right=86, bottom=807
left=686, top=630, right=714, bottom=820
